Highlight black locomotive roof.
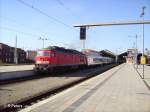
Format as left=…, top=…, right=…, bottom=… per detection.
left=42, top=46, right=84, bottom=56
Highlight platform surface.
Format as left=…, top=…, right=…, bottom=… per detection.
left=0, top=65, right=34, bottom=73
left=20, top=64, right=150, bottom=112
left=136, top=65, right=150, bottom=88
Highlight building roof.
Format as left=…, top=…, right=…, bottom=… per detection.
left=0, top=43, right=25, bottom=52
left=99, top=50, right=116, bottom=58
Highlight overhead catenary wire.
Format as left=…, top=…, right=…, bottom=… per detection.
left=0, top=15, right=46, bottom=33
left=56, top=0, right=79, bottom=19
left=0, top=16, right=55, bottom=45
left=31, top=0, right=38, bottom=8
left=0, top=16, right=75, bottom=43
left=1, top=26, right=54, bottom=41
left=1, top=26, right=51, bottom=44
left=0, top=0, right=79, bottom=48
left=0, top=16, right=74, bottom=43
left=1, top=26, right=73, bottom=48
left=56, top=0, right=71, bottom=11
left=17, top=0, right=74, bottom=29
left=1, top=26, right=41, bottom=37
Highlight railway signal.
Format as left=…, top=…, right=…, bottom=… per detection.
left=80, top=27, right=86, bottom=40
left=80, top=27, right=86, bottom=50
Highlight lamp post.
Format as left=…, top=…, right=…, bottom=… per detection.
left=39, top=37, right=48, bottom=48
left=135, top=35, right=138, bottom=68
left=140, top=6, right=146, bottom=79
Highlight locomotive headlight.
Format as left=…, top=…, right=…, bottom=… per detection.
left=36, top=60, right=49, bottom=64
left=43, top=61, right=49, bottom=64
left=36, top=61, right=41, bottom=64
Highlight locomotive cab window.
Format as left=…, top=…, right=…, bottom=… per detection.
left=37, top=51, right=50, bottom=56
left=44, top=52, right=49, bottom=56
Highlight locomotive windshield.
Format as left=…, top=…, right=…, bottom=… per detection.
left=37, top=51, right=50, bottom=56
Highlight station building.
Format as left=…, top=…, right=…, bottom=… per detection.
left=126, top=48, right=137, bottom=64
left=0, top=43, right=26, bottom=64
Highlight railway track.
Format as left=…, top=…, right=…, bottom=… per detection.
left=0, top=64, right=118, bottom=112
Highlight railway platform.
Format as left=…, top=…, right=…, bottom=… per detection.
left=0, top=65, right=34, bottom=81
left=0, top=65, right=34, bottom=73
left=20, top=63, right=150, bottom=112
left=136, top=65, right=150, bottom=90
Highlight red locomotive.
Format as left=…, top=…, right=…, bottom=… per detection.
left=34, top=46, right=87, bottom=73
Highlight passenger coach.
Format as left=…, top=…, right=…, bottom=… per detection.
left=82, top=49, right=113, bottom=66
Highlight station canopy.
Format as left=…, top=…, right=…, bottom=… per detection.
left=99, top=50, right=116, bottom=59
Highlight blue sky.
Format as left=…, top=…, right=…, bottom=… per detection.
left=0, top=0, right=150, bottom=54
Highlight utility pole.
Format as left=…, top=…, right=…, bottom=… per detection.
left=140, top=6, right=146, bottom=79
left=134, top=35, right=139, bottom=68
left=135, top=35, right=138, bottom=67
left=14, top=35, right=18, bottom=64
left=39, top=37, right=48, bottom=48
left=82, top=40, right=85, bottom=50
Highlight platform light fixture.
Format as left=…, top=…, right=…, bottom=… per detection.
left=140, top=6, right=146, bottom=79
left=39, top=37, right=48, bottom=48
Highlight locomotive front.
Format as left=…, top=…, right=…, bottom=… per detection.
left=34, top=49, right=55, bottom=73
